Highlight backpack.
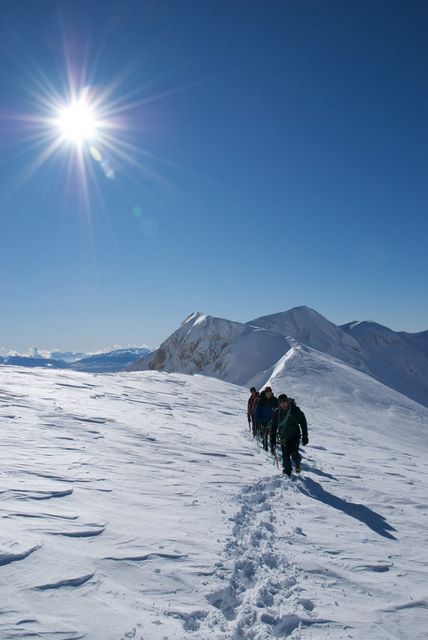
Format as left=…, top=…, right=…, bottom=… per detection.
left=277, top=405, right=292, bottom=440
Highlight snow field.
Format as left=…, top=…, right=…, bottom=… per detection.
left=1, top=360, right=428, bottom=639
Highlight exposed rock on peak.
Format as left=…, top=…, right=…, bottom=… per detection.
left=129, top=312, right=291, bottom=387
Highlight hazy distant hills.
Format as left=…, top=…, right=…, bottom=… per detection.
left=130, top=306, right=428, bottom=408
left=0, top=347, right=151, bottom=373
left=68, top=348, right=152, bottom=373
left=49, top=350, right=88, bottom=363
left=0, top=355, right=68, bottom=369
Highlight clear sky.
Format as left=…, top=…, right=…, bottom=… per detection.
left=0, top=0, right=427, bottom=352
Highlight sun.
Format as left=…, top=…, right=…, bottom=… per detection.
left=10, top=57, right=173, bottom=192
left=55, top=94, right=99, bottom=146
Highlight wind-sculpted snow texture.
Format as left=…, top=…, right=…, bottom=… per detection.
left=1, top=362, right=428, bottom=639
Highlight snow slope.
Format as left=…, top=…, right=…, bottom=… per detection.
left=341, top=321, right=428, bottom=408
left=129, top=312, right=291, bottom=387
left=1, top=363, right=428, bottom=639
left=398, top=329, right=428, bottom=358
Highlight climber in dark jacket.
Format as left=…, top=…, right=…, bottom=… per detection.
left=270, top=394, right=309, bottom=476
left=247, top=387, right=259, bottom=436
left=256, top=387, right=279, bottom=451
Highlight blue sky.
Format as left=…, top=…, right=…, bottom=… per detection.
left=0, top=0, right=427, bottom=351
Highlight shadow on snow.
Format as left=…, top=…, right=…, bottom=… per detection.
left=298, top=477, right=397, bottom=540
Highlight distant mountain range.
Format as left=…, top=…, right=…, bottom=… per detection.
left=68, top=348, right=153, bottom=373
left=128, top=307, right=428, bottom=408
left=0, top=355, right=69, bottom=369
left=0, top=347, right=152, bottom=373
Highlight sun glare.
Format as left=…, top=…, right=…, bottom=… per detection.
left=11, top=54, right=174, bottom=196
left=56, top=96, right=98, bottom=146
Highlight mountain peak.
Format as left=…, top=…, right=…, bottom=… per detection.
left=288, top=305, right=317, bottom=314
left=249, top=306, right=330, bottom=330
left=129, top=312, right=291, bottom=386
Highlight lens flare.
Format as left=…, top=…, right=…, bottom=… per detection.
left=89, top=145, right=103, bottom=162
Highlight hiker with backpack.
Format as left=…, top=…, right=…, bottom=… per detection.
left=256, top=386, right=279, bottom=451
left=247, top=387, right=259, bottom=437
left=270, top=393, right=309, bottom=477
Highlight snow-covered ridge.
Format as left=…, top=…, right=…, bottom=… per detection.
left=130, top=306, right=428, bottom=408
left=249, top=306, right=366, bottom=368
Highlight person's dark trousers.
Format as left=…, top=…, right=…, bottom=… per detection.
left=260, top=422, right=270, bottom=451
left=251, top=416, right=258, bottom=438
left=281, top=438, right=301, bottom=476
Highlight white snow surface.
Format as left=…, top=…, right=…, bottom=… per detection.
left=1, top=360, right=428, bottom=640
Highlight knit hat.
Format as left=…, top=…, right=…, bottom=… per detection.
left=278, top=394, right=288, bottom=402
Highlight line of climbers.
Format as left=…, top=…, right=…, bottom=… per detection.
left=247, top=386, right=309, bottom=477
